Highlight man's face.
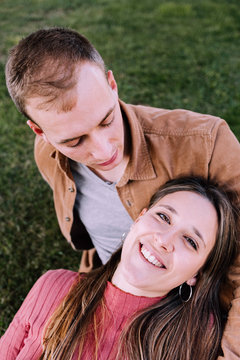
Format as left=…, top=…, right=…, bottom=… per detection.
left=26, top=63, right=127, bottom=173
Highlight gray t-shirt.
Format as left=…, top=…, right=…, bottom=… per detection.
left=70, top=161, right=133, bottom=264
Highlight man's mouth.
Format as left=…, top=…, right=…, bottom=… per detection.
left=140, top=244, right=166, bottom=269
left=98, top=150, right=118, bottom=166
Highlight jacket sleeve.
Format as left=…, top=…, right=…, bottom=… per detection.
left=209, top=120, right=240, bottom=359
left=0, top=270, right=78, bottom=359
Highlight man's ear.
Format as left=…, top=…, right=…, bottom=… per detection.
left=186, top=274, right=198, bottom=287
left=26, top=120, right=49, bottom=143
left=107, top=70, right=118, bottom=93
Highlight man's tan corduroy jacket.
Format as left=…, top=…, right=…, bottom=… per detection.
left=35, top=100, right=240, bottom=358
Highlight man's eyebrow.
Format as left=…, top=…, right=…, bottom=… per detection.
left=160, top=204, right=206, bottom=247
left=57, top=106, right=115, bottom=145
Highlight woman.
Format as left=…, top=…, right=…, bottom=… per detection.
left=0, top=177, right=238, bottom=360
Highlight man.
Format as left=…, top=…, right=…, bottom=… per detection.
left=6, top=28, right=240, bottom=357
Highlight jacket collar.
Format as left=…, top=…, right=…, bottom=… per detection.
left=50, top=148, right=72, bottom=176
left=117, top=100, right=156, bottom=186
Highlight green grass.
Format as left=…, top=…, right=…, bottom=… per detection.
left=0, top=0, right=240, bottom=336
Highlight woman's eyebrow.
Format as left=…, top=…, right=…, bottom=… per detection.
left=160, top=204, right=178, bottom=214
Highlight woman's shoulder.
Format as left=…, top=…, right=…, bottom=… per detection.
left=18, top=269, right=79, bottom=319
left=37, top=269, right=79, bottom=288
left=32, top=269, right=79, bottom=302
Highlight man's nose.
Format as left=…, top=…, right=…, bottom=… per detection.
left=90, top=133, right=112, bottom=159
left=154, top=232, right=174, bottom=253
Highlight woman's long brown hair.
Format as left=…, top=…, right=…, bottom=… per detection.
left=40, top=177, right=238, bottom=360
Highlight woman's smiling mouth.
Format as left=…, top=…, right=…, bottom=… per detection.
left=140, top=244, right=166, bottom=268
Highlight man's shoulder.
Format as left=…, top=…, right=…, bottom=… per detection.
left=127, top=102, right=224, bottom=135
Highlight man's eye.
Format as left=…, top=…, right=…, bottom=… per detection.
left=101, top=116, right=114, bottom=128
left=67, top=138, right=83, bottom=148
left=157, top=213, right=170, bottom=224
left=184, top=236, right=197, bottom=250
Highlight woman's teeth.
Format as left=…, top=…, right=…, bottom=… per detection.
left=141, top=245, right=165, bottom=268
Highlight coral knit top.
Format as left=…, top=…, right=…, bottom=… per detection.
left=0, top=269, right=163, bottom=359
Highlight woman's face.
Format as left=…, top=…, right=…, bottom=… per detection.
left=112, top=191, right=218, bottom=297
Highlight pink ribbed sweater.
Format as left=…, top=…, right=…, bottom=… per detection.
left=0, top=269, right=163, bottom=359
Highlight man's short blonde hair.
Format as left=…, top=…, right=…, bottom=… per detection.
left=5, top=27, right=106, bottom=118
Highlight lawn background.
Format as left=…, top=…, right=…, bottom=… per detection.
left=0, top=0, right=240, bottom=336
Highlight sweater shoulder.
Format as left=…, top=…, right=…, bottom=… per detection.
left=31, top=269, right=78, bottom=301
left=19, top=269, right=79, bottom=320
left=35, top=269, right=79, bottom=293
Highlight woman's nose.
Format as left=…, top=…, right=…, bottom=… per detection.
left=154, top=232, right=174, bottom=253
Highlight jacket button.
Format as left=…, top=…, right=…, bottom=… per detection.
left=65, top=217, right=71, bottom=222
left=126, top=200, right=132, bottom=207
left=68, top=187, right=74, bottom=192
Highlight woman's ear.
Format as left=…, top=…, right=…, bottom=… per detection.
left=135, top=208, right=147, bottom=223
left=186, top=274, right=198, bottom=286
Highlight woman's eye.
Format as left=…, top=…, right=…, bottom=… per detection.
left=157, top=213, right=170, bottom=224
left=184, top=236, right=197, bottom=250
